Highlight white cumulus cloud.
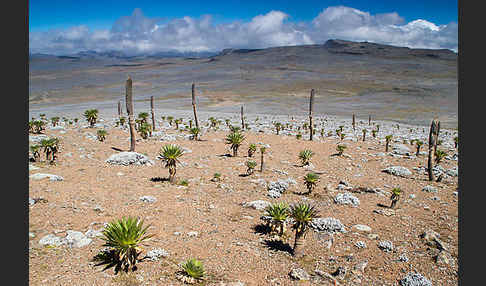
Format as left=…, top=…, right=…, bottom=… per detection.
left=29, top=6, right=457, bottom=55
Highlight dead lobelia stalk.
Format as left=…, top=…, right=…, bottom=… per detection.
left=192, top=83, right=199, bottom=130
left=150, top=96, right=156, bottom=131
left=241, top=105, right=245, bottom=130
left=309, top=89, right=315, bottom=141
left=260, top=147, right=266, bottom=172
left=428, top=118, right=440, bottom=181
left=118, top=100, right=122, bottom=119
left=126, top=76, right=137, bottom=152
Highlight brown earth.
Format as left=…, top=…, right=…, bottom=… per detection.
left=29, top=120, right=458, bottom=285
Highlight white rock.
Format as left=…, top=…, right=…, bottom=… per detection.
left=39, top=234, right=67, bottom=247
left=105, top=152, right=154, bottom=166
left=140, top=196, right=157, bottom=203
left=65, top=230, right=92, bottom=248
left=352, top=224, right=372, bottom=233
left=242, top=200, right=271, bottom=210
left=29, top=173, right=64, bottom=181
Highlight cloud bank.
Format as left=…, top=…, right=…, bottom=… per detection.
left=29, top=6, right=458, bottom=55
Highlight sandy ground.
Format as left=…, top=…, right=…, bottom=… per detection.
left=28, top=115, right=458, bottom=285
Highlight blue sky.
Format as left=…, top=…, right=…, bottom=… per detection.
left=29, top=0, right=458, bottom=54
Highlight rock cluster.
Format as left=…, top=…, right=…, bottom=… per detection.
left=382, top=166, right=412, bottom=177
left=399, top=272, right=432, bottom=286
left=267, top=178, right=296, bottom=198
left=105, top=152, right=154, bottom=166
left=310, top=217, right=346, bottom=233
left=334, top=193, right=360, bottom=207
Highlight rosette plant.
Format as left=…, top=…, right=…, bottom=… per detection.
left=336, top=144, right=346, bottom=156
left=159, top=144, right=185, bottom=183
left=246, top=160, right=257, bottom=175
left=225, top=131, right=245, bottom=157
left=84, top=109, right=98, bottom=127
left=390, top=188, right=402, bottom=209
left=100, top=216, right=154, bottom=272
left=298, top=149, right=314, bottom=166
left=303, top=172, right=319, bottom=194
left=264, top=202, right=289, bottom=237
left=248, top=143, right=257, bottom=157
left=290, top=202, right=318, bottom=257
left=97, top=129, right=107, bottom=142
left=189, top=127, right=200, bottom=141
left=181, top=258, right=205, bottom=281
left=138, top=122, right=152, bottom=139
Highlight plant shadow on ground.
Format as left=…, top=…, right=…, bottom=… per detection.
left=111, top=147, right=125, bottom=152
left=253, top=223, right=272, bottom=235
left=292, top=190, right=310, bottom=196
left=92, top=249, right=137, bottom=275
left=217, top=153, right=232, bottom=158
left=253, top=224, right=294, bottom=255
left=262, top=239, right=294, bottom=255
left=150, top=177, right=170, bottom=182
left=376, top=203, right=391, bottom=208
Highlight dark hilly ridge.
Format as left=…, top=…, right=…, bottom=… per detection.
left=217, top=39, right=456, bottom=60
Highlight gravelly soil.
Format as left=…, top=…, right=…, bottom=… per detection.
left=28, top=111, right=458, bottom=286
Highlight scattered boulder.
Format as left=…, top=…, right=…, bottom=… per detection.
left=267, top=178, right=296, bottom=198
left=399, top=272, right=432, bottom=286
left=310, top=217, right=346, bottom=233
left=145, top=248, right=169, bottom=261
left=105, top=152, right=154, bottom=166
left=392, top=144, right=411, bottom=156
left=29, top=173, right=64, bottom=181
left=382, top=166, right=412, bottom=177
left=159, top=134, right=177, bottom=141
left=187, top=231, right=199, bottom=238
left=65, top=230, right=92, bottom=248
left=242, top=200, right=271, bottom=211
left=140, top=196, right=157, bottom=203
left=446, top=167, right=458, bottom=177
left=398, top=253, right=409, bottom=262
left=355, top=241, right=367, bottom=249
left=334, top=193, right=360, bottom=207
left=420, top=229, right=449, bottom=251
left=378, top=240, right=394, bottom=252
left=289, top=268, right=310, bottom=281
left=422, top=185, right=438, bottom=193
left=29, top=134, right=49, bottom=144
left=436, top=250, right=454, bottom=266
left=85, top=228, right=104, bottom=238
left=351, top=224, right=372, bottom=233
left=39, top=234, right=67, bottom=247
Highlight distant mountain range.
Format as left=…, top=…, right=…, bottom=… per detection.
left=29, top=39, right=457, bottom=61
left=29, top=50, right=219, bottom=61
